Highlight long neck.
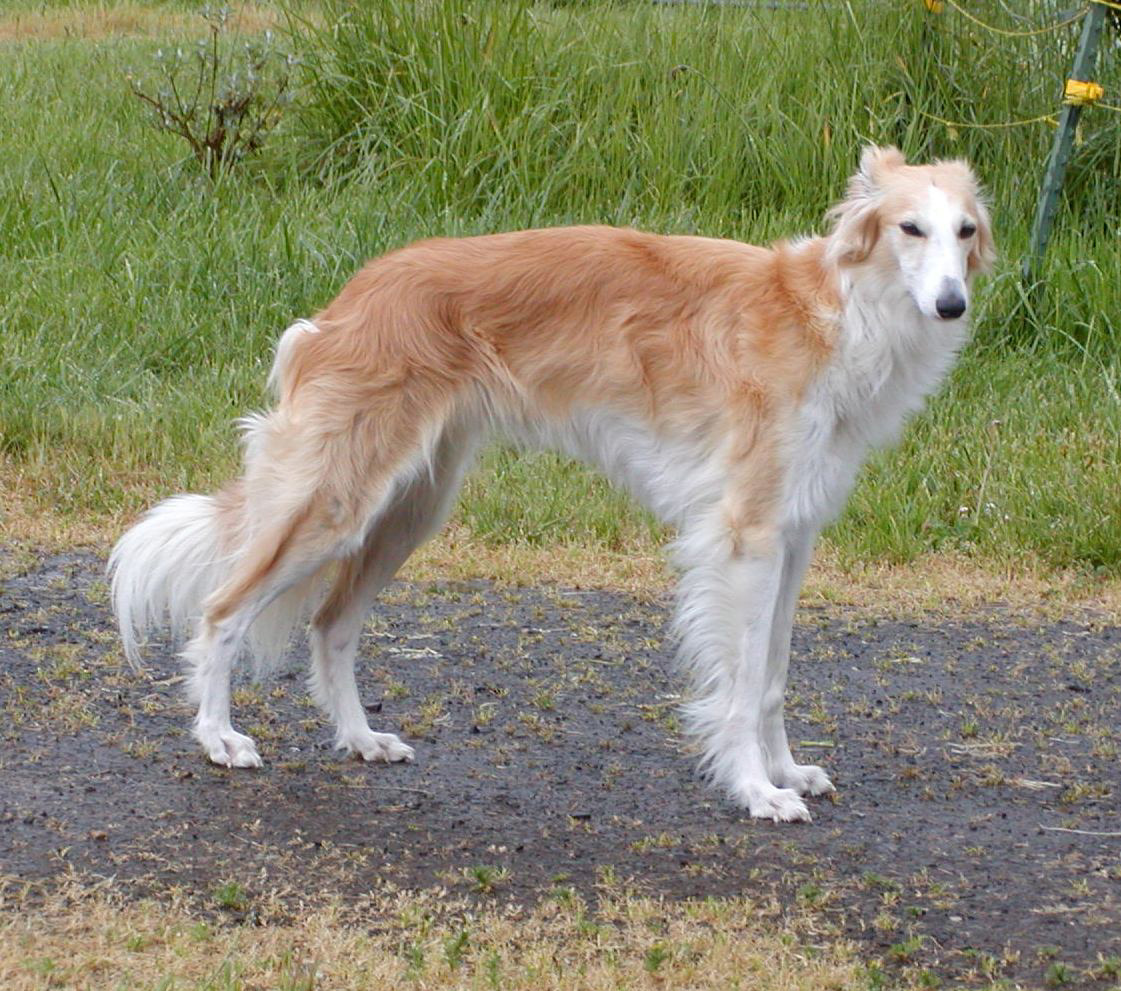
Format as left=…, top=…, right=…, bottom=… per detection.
left=825, top=262, right=970, bottom=448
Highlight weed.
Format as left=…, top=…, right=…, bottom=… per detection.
left=463, top=865, right=509, bottom=895
left=383, top=678, right=409, bottom=701
left=123, top=739, right=159, bottom=759
left=517, top=711, right=557, bottom=742
left=444, top=929, right=469, bottom=970
left=472, top=702, right=497, bottom=728
left=797, top=882, right=824, bottom=905
left=872, top=911, right=898, bottom=934
left=1044, top=961, right=1074, bottom=987
left=887, top=936, right=923, bottom=963
left=630, top=832, right=677, bottom=854
left=644, top=942, right=671, bottom=973
left=189, top=922, right=211, bottom=942
left=127, top=5, right=291, bottom=179
left=483, top=950, right=501, bottom=989
left=212, top=881, right=249, bottom=912
left=862, top=873, right=902, bottom=894
left=863, top=962, right=887, bottom=991
left=529, top=687, right=556, bottom=711
left=1095, top=956, right=1121, bottom=980
left=403, top=941, right=424, bottom=978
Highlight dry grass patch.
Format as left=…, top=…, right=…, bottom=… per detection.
left=0, top=878, right=872, bottom=991
left=802, top=546, right=1121, bottom=624
left=0, top=2, right=284, bottom=43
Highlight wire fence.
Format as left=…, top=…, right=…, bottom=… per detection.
left=901, top=1, right=1118, bottom=273
left=653, top=0, right=1119, bottom=276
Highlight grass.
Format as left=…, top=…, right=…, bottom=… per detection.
left=0, top=0, right=1118, bottom=580
left=0, top=1, right=284, bottom=41
left=0, top=880, right=879, bottom=991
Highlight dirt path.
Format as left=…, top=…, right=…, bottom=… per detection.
left=2, top=551, right=1119, bottom=987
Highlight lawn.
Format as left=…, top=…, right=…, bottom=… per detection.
left=1, top=0, right=1118, bottom=577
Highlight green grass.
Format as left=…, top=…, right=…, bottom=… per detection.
left=1, top=1, right=1119, bottom=572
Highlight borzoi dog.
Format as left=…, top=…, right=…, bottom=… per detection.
left=110, top=146, right=993, bottom=822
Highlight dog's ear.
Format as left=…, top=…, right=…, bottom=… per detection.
left=826, top=198, right=881, bottom=266
left=826, top=146, right=904, bottom=266
left=968, top=198, right=996, bottom=275
left=849, top=145, right=906, bottom=200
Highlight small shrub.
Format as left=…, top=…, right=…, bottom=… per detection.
left=643, top=942, right=671, bottom=973
left=464, top=865, right=509, bottom=894
left=128, top=5, right=292, bottom=179
left=1044, top=961, right=1073, bottom=987
left=444, top=929, right=470, bottom=969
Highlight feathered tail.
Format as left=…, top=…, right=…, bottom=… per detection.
left=108, top=319, right=332, bottom=671
left=109, top=484, right=319, bottom=671
left=109, top=493, right=226, bottom=666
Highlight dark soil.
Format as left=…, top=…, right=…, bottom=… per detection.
left=2, top=550, right=1120, bottom=987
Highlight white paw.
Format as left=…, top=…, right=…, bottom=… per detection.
left=337, top=730, right=415, bottom=763
left=738, top=783, right=812, bottom=823
left=775, top=763, right=836, bottom=797
left=201, top=729, right=262, bottom=768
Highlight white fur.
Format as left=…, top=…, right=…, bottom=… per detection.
left=109, top=493, right=227, bottom=668
left=109, top=323, right=331, bottom=677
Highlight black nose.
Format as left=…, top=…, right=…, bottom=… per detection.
left=935, top=289, right=966, bottom=320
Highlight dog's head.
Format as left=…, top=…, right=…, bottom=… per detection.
left=826, top=146, right=995, bottom=321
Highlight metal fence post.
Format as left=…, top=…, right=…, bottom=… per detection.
left=1022, top=1, right=1107, bottom=282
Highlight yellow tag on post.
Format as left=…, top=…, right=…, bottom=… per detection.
left=1063, top=79, right=1105, bottom=106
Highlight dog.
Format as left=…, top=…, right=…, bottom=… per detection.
left=110, top=146, right=993, bottom=822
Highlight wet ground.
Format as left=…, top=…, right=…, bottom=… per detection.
left=2, top=550, right=1119, bottom=987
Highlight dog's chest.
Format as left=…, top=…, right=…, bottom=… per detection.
left=782, top=332, right=953, bottom=531
left=783, top=404, right=863, bottom=531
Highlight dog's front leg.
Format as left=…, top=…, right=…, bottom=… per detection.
left=677, top=529, right=810, bottom=822
left=761, top=528, right=835, bottom=798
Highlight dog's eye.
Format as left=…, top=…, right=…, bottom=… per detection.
left=899, top=221, right=924, bottom=237
left=959, top=223, right=977, bottom=239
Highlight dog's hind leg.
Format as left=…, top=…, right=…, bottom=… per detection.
left=760, top=528, right=835, bottom=797
left=308, top=429, right=477, bottom=762
left=186, top=505, right=346, bottom=768
left=187, top=392, right=459, bottom=767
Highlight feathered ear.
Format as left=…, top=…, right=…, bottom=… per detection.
left=849, top=145, right=906, bottom=200
left=826, top=146, right=904, bottom=266
left=825, top=198, right=881, bottom=266
left=968, top=197, right=996, bottom=275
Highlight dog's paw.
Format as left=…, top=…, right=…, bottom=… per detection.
left=734, top=782, right=811, bottom=823
left=202, top=729, right=262, bottom=769
left=338, top=730, right=415, bottom=764
left=775, top=763, right=835, bottom=797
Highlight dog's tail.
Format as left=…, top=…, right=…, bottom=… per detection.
left=108, top=484, right=316, bottom=671
left=109, top=491, right=233, bottom=667
left=109, top=320, right=326, bottom=670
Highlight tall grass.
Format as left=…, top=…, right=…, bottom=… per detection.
left=0, top=1, right=1118, bottom=571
